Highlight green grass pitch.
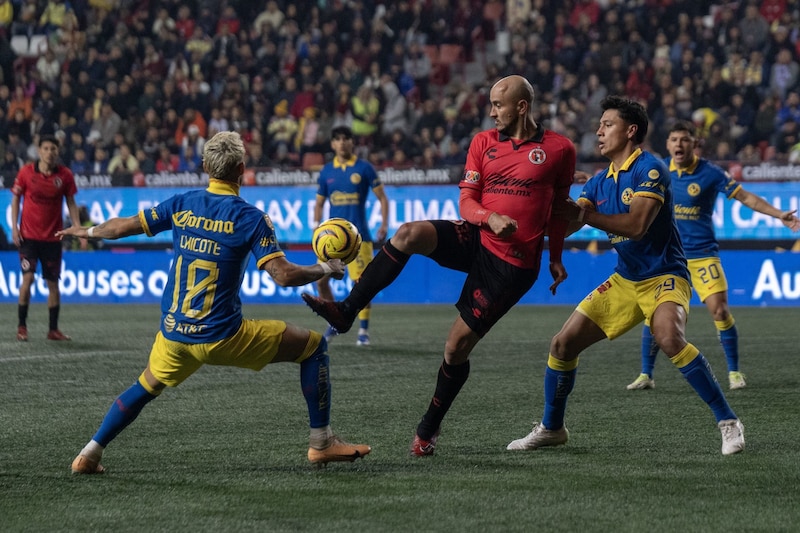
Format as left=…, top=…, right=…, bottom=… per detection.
left=1, top=303, right=798, bottom=531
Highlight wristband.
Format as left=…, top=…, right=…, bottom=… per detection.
left=577, top=208, right=586, bottom=223
left=87, top=226, right=95, bottom=238
left=320, top=262, right=333, bottom=274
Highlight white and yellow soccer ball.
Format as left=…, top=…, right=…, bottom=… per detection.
left=312, top=218, right=362, bottom=264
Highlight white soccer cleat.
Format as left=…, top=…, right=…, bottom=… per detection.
left=728, top=371, right=747, bottom=390
left=507, top=422, right=568, bottom=451
left=718, top=419, right=745, bottom=455
left=626, top=373, right=655, bottom=390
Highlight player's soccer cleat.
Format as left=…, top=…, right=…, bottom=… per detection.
left=409, top=429, right=440, bottom=457
left=728, top=371, right=747, bottom=390
left=71, top=454, right=105, bottom=474
left=718, top=419, right=745, bottom=455
left=626, top=373, right=655, bottom=390
left=506, top=422, right=569, bottom=451
left=356, top=332, right=370, bottom=346
left=307, top=435, right=371, bottom=465
left=16, top=326, right=28, bottom=341
left=302, top=293, right=355, bottom=334
left=47, top=329, right=72, bottom=341
left=323, top=325, right=339, bottom=343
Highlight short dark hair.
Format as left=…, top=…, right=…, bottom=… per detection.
left=331, top=126, right=353, bottom=140
left=669, top=120, right=697, bottom=137
left=39, top=134, right=59, bottom=148
left=601, top=96, right=649, bottom=144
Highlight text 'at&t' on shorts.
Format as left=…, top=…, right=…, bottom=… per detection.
left=145, top=319, right=320, bottom=388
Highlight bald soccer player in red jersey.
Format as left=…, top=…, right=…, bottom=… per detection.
left=303, top=75, right=576, bottom=456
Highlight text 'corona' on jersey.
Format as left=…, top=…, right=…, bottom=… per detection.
left=172, top=210, right=235, bottom=234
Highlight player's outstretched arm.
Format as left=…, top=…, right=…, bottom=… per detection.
left=261, top=256, right=345, bottom=287
left=56, top=215, right=144, bottom=240
left=734, top=188, right=800, bottom=231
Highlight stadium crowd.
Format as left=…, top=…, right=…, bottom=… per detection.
left=0, top=0, right=799, bottom=177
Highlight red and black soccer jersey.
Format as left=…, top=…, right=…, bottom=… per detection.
left=460, top=128, right=575, bottom=269
left=12, top=163, right=78, bottom=242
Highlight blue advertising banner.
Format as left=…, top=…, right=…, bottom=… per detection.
left=2, top=183, right=799, bottom=245
left=0, top=250, right=798, bottom=306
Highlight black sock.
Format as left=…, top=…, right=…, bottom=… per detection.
left=343, top=240, right=410, bottom=315
left=49, top=306, right=59, bottom=331
left=416, top=360, right=471, bottom=440
left=18, top=304, right=28, bottom=327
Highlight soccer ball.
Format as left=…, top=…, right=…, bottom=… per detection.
left=312, top=218, right=362, bottom=264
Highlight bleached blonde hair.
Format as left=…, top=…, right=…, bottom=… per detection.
left=203, top=131, right=245, bottom=183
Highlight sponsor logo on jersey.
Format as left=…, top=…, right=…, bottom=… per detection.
left=463, top=170, right=480, bottom=184
left=172, top=210, right=235, bottom=234
left=528, top=148, right=546, bottom=164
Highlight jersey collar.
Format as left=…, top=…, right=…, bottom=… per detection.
left=498, top=126, right=545, bottom=144
left=333, top=155, right=357, bottom=169
left=669, top=154, right=699, bottom=177
left=607, top=148, right=643, bottom=181
left=207, top=178, right=240, bottom=196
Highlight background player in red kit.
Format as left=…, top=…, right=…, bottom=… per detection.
left=303, top=75, right=576, bottom=456
left=10, top=134, right=83, bottom=341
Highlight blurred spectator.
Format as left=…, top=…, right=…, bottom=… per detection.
left=181, top=124, right=206, bottom=159
left=266, top=99, right=298, bottom=159
left=379, top=74, right=408, bottom=142
left=177, top=143, right=202, bottom=172
left=739, top=3, right=771, bottom=54
left=8, top=86, right=33, bottom=121
left=91, top=146, right=110, bottom=174
left=36, top=49, right=61, bottom=89
left=737, top=143, right=762, bottom=164
left=769, top=48, right=800, bottom=100
left=404, top=40, right=431, bottom=102
left=775, top=90, right=800, bottom=127
left=175, top=108, right=207, bottom=147
left=91, top=103, right=122, bottom=148
left=155, top=145, right=179, bottom=172
left=1, top=149, right=23, bottom=175
left=728, top=92, right=757, bottom=151
left=440, top=139, right=466, bottom=166
left=136, top=147, right=156, bottom=174
left=254, top=1, right=284, bottom=36
left=294, top=106, right=323, bottom=158
left=207, top=107, right=230, bottom=138
left=108, top=143, right=139, bottom=175
left=69, top=147, right=90, bottom=174
left=0, top=0, right=12, bottom=30
left=350, top=84, right=379, bottom=143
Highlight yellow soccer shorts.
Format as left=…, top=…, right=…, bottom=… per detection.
left=347, top=241, right=374, bottom=281
left=145, top=319, right=321, bottom=388
left=687, top=257, right=728, bottom=302
left=577, top=272, right=692, bottom=340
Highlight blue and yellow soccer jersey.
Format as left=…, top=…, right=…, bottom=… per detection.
left=667, top=156, right=741, bottom=259
left=317, top=155, right=381, bottom=241
left=579, top=148, right=688, bottom=282
left=139, top=180, right=285, bottom=343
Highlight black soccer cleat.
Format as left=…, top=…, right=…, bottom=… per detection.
left=302, top=293, right=355, bottom=334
